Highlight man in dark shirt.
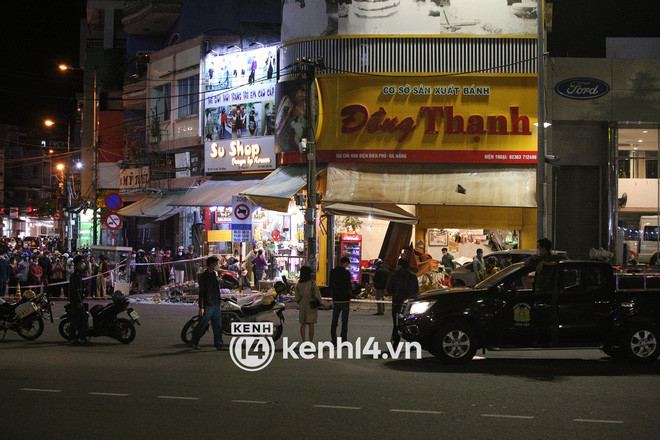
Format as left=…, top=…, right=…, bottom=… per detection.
left=190, top=256, right=228, bottom=350
left=440, top=247, right=456, bottom=275
left=329, top=256, right=352, bottom=345
left=525, top=237, right=562, bottom=344
left=67, top=255, right=88, bottom=344
left=373, top=259, right=389, bottom=315
left=387, top=258, right=419, bottom=345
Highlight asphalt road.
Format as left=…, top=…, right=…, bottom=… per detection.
left=1, top=299, right=659, bottom=440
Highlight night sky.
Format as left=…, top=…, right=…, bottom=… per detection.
left=0, top=0, right=657, bottom=135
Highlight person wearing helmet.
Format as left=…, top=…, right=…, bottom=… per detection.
left=22, top=289, right=36, bottom=300
left=68, top=255, right=88, bottom=344
left=373, top=259, right=389, bottom=316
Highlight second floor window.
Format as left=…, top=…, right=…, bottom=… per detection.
left=178, top=75, right=199, bottom=119
left=151, top=83, right=171, bottom=122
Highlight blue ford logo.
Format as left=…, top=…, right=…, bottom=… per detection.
left=555, top=78, right=610, bottom=100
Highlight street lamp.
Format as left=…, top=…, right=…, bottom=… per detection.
left=44, top=118, right=73, bottom=252
left=58, top=64, right=83, bottom=72
left=58, top=62, right=98, bottom=246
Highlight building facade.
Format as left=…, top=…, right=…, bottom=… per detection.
left=276, top=0, right=542, bottom=279
left=545, top=39, right=660, bottom=262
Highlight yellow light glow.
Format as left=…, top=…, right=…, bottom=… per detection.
left=44, top=119, right=55, bottom=127
left=48, top=149, right=54, bottom=154
left=58, top=64, right=69, bottom=71
left=56, top=164, right=65, bottom=171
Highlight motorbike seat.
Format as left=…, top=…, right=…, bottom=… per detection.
left=90, top=303, right=115, bottom=316
left=240, top=302, right=275, bottom=316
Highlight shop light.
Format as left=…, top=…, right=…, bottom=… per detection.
left=633, top=147, right=638, bottom=150
left=75, top=161, right=83, bottom=169
left=533, top=122, right=552, bottom=128
left=638, top=139, right=644, bottom=142
left=643, top=130, right=648, bottom=133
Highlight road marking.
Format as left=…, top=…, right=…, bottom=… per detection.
left=389, top=409, right=443, bottom=415
left=89, top=392, right=129, bottom=397
left=573, top=419, right=624, bottom=424
left=157, top=396, right=200, bottom=401
left=20, top=388, right=61, bottom=393
left=313, top=405, right=361, bottom=410
left=232, top=400, right=269, bottom=404
left=481, top=414, right=535, bottom=420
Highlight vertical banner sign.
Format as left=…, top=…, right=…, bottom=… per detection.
left=231, top=195, right=255, bottom=243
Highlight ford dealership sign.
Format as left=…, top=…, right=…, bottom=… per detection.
left=555, top=78, right=610, bottom=100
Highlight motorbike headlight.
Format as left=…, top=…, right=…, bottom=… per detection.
left=409, top=300, right=435, bottom=315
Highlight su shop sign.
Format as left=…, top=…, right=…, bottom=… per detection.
left=293, top=75, right=539, bottom=164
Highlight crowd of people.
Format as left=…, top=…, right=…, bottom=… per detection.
left=0, top=249, right=111, bottom=299
left=0, top=243, right=206, bottom=299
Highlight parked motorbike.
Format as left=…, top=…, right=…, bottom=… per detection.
left=0, top=292, right=52, bottom=341
left=218, top=267, right=241, bottom=290
left=58, top=291, right=141, bottom=344
left=180, top=294, right=285, bottom=344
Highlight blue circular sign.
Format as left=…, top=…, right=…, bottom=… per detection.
left=105, top=193, right=122, bottom=210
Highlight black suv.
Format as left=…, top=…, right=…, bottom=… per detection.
left=398, top=261, right=660, bottom=363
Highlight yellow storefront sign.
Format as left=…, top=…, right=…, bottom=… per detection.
left=315, top=74, right=538, bottom=164
left=204, top=229, right=232, bottom=243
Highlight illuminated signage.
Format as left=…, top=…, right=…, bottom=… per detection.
left=205, top=137, right=276, bottom=173
left=340, top=105, right=532, bottom=143
left=280, top=74, right=538, bottom=164
left=203, top=45, right=277, bottom=142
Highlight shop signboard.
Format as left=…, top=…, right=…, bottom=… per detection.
left=280, top=74, right=538, bottom=164
left=231, top=195, right=255, bottom=243
left=119, top=167, right=150, bottom=190
left=203, top=45, right=277, bottom=142
left=282, top=0, right=538, bottom=42
left=205, top=137, right=276, bottom=173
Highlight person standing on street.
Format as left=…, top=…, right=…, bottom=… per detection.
left=473, top=248, right=485, bottom=282
left=386, top=258, right=419, bottom=346
left=185, top=245, right=198, bottom=283
left=68, top=255, right=88, bottom=344
left=251, top=249, right=268, bottom=291
left=373, top=259, right=389, bottom=316
left=173, top=246, right=187, bottom=286
left=135, top=250, right=148, bottom=294
left=295, top=265, right=322, bottom=342
left=18, top=255, right=29, bottom=291
left=329, top=256, right=352, bottom=345
left=0, top=255, right=9, bottom=296
left=190, top=256, right=228, bottom=351
left=440, top=247, right=457, bottom=275
left=8, top=257, right=19, bottom=297
left=162, top=250, right=173, bottom=285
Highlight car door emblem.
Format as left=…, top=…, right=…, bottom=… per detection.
left=513, top=303, right=531, bottom=326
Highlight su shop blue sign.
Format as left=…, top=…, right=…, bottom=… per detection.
left=555, top=78, right=610, bottom=100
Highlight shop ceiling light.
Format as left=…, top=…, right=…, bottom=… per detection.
left=638, top=139, right=644, bottom=142
left=533, top=122, right=552, bottom=128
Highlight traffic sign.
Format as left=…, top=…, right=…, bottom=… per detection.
left=232, top=196, right=255, bottom=242
left=105, top=212, right=123, bottom=230
left=105, top=192, right=123, bottom=210
left=53, top=212, right=61, bottom=220
left=231, top=196, right=255, bottom=225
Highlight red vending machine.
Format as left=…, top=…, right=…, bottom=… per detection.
left=339, top=234, right=362, bottom=282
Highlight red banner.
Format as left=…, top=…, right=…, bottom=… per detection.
left=281, top=150, right=537, bottom=165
